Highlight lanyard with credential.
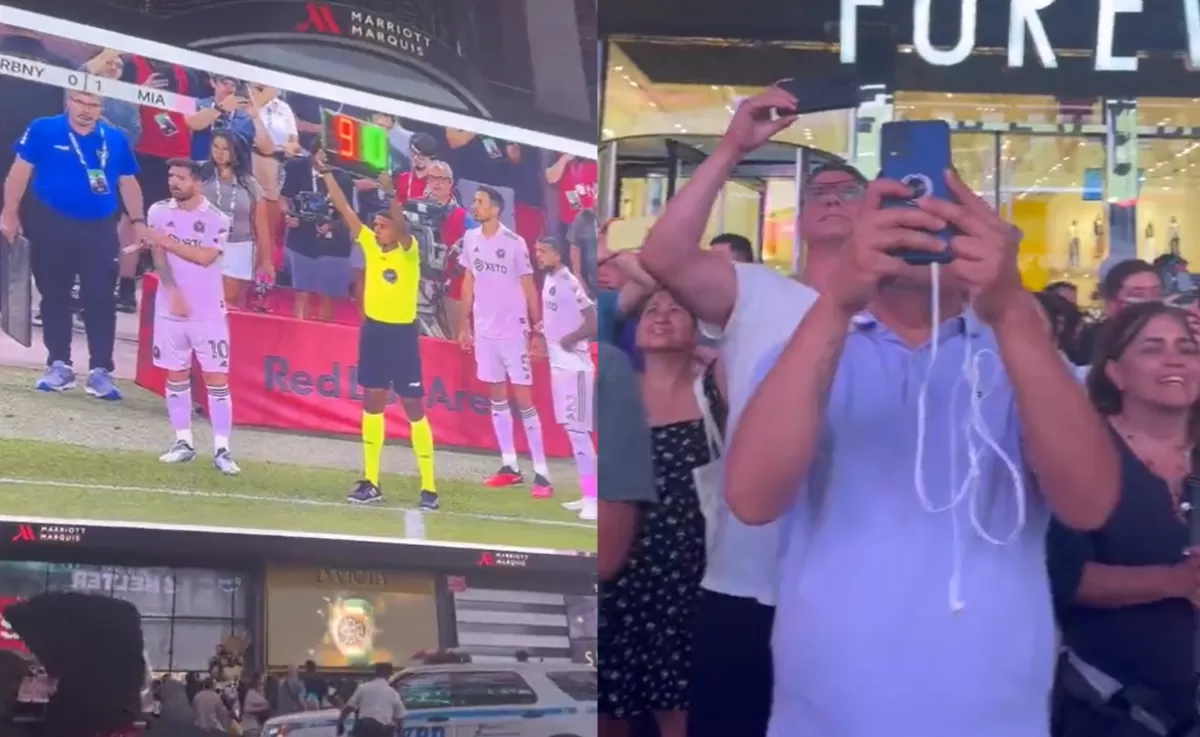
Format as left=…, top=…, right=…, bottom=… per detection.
left=68, top=127, right=108, bottom=171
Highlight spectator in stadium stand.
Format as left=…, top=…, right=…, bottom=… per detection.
left=201, top=129, right=273, bottom=307
left=636, top=86, right=856, bottom=737
left=545, top=152, right=597, bottom=250
left=0, top=26, right=75, bottom=207
left=1045, top=279, right=1080, bottom=306
left=1048, top=301, right=1200, bottom=737
left=186, top=75, right=273, bottom=169
left=82, top=48, right=145, bottom=314
left=413, top=160, right=470, bottom=333
left=599, top=289, right=717, bottom=737
left=281, top=141, right=357, bottom=321
left=288, top=93, right=342, bottom=151
left=1076, top=258, right=1161, bottom=367
left=443, top=128, right=524, bottom=196
left=726, top=171, right=1117, bottom=735
left=249, top=84, right=301, bottom=239
left=121, top=53, right=195, bottom=207
left=393, top=132, right=439, bottom=204
left=0, top=88, right=145, bottom=399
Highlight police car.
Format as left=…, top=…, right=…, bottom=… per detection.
left=261, top=662, right=596, bottom=737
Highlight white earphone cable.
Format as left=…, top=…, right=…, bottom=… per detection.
left=912, top=261, right=1028, bottom=613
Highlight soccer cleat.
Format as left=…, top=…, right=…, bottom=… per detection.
left=35, top=361, right=76, bottom=392
left=347, top=480, right=383, bottom=505
left=213, top=449, right=241, bottom=476
left=578, top=498, right=598, bottom=522
left=85, top=368, right=122, bottom=400
left=418, top=490, right=440, bottom=511
left=530, top=474, right=554, bottom=499
left=483, top=466, right=524, bottom=488
left=159, top=440, right=196, bottom=464
left=562, top=499, right=586, bottom=512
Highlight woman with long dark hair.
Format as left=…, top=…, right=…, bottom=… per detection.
left=1049, top=301, right=1200, bottom=736
left=599, top=289, right=721, bottom=737
left=201, top=129, right=273, bottom=307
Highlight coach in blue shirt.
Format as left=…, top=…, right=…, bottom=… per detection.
left=0, top=90, right=145, bottom=400
left=725, top=173, right=1119, bottom=737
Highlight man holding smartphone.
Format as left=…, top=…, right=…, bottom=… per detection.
left=186, top=75, right=273, bottom=164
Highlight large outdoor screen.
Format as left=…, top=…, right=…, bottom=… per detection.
left=0, top=12, right=598, bottom=554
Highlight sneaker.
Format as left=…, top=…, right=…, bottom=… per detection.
left=483, top=466, right=523, bottom=488
left=158, top=439, right=195, bottom=464
left=578, top=498, right=598, bottom=522
left=34, top=361, right=76, bottom=392
left=85, top=368, right=122, bottom=401
left=347, top=480, right=383, bottom=504
left=562, top=499, right=586, bottom=512
left=530, top=474, right=554, bottom=499
left=418, top=490, right=440, bottom=511
left=213, top=449, right=241, bottom=475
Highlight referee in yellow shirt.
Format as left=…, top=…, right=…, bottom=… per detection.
left=318, top=154, right=438, bottom=510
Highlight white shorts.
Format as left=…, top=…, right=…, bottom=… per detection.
left=475, top=336, right=531, bottom=386
left=152, top=317, right=231, bottom=374
left=551, top=367, right=594, bottom=431
left=222, top=240, right=254, bottom=281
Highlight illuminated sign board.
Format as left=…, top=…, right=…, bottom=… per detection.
left=321, top=109, right=392, bottom=176
left=840, top=0, right=1200, bottom=71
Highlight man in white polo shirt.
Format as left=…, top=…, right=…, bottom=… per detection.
left=337, top=663, right=406, bottom=737
left=638, top=84, right=866, bottom=737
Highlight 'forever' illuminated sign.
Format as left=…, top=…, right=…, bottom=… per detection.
left=840, top=0, right=1200, bottom=71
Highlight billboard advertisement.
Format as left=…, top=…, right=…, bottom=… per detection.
left=0, top=8, right=598, bottom=555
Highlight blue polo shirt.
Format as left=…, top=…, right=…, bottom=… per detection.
left=15, top=115, right=137, bottom=221
left=753, top=312, right=1055, bottom=737
left=190, top=96, right=256, bottom=161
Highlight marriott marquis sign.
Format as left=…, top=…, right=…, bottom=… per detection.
left=841, top=0, right=1200, bottom=71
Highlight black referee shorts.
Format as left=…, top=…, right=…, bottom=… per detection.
left=357, top=317, right=424, bottom=397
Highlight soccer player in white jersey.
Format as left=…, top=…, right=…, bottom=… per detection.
left=142, top=158, right=240, bottom=475
left=457, top=186, right=552, bottom=497
left=534, top=236, right=597, bottom=520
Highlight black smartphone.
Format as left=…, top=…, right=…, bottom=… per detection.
left=879, top=120, right=955, bottom=265
left=769, top=74, right=861, bottom=118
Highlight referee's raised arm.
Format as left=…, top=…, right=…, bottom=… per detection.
left=316, top=149, right=363, bottom=237
left=0, top=90, right=140, bottom=399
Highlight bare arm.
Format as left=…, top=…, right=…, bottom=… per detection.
left=2, top=158, right=32, bottom=216
left=251, top=196, right=273, bottom=271
left=152, top=232, right=221, bottom=267
left=545, top=153, right=571, bottom=184
left=617, top=280, right=653, bottom=316
left=82, top=48, right=120, bottom=74
left=562, top=305, right=597, bottom=347
left=993, top=295, right=1119, bottom=530
left=117, top=175, right=145, bottom=223
left=458, top=271, right=474, bottom=335
left=151, top=245, right=177, bottom=287
left=321, top=172, right=364, bottom=236
left=637, top=143, right=740, bottom=326
left=248, top=109, right=274, bottom=155
left=520, top=274, right=541, bottom=325
left=185, top=107, right=222, bottom=132
left=725, top=294, right=847, bottom=525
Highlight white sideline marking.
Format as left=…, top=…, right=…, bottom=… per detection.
left=0, top=477, right=595, bottom=530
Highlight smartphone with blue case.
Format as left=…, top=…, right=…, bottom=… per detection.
left=879, top=120, right=955, bottom=265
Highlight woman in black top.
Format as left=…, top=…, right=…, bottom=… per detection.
left=1049, top=301, right=1200, bottom=736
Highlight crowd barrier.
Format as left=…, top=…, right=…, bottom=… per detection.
left=134, top=275, right=590, bottom=458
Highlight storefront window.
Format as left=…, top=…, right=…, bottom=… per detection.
left=603, top=42, right=849, bottom=155
left=1137, top=136, right=1200, bottom=265
left=896, top=92, right=1104, bottom=128
left=453, top=587, right=596, bottom=664
left=0, top=561, right=249, bottom=673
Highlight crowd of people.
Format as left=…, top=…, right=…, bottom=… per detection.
left=596, top=83, right=1200, bottom=737
left=0, top=26, right=600, bottom=515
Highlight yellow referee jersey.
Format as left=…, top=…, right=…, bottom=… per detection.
left=357, top=229, right=420, bottom=324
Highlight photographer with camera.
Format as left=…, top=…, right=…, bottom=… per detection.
left=281, top=139, right=356, bottom=321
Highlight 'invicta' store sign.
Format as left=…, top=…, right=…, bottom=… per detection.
left=840, top=0, right=1200, bottom=71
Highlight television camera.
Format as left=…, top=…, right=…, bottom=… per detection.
left=401, top=196, right=460, bottom=339
left=288, top=191, right=337, bottom=226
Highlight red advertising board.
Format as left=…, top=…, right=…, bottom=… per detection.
left=134, top=277, right=591, bottom=458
